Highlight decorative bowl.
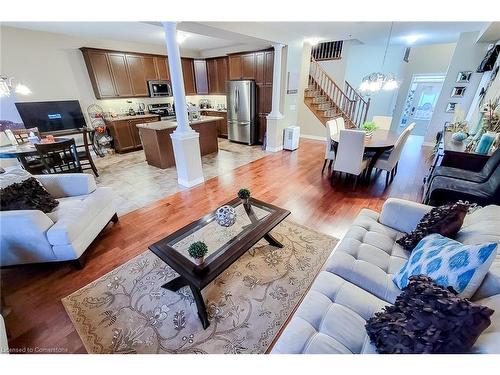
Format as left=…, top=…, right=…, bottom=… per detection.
left=451, top=131, right=468, bottom=142
left=215, top=205, right=237, bottom=227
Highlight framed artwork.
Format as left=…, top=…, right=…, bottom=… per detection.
left=456, top=71, right=472, bottom=83
left=451, top=86, right=466, bottom=97
left=446, top=102, right=457, bottom=113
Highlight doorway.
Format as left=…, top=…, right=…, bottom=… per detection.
left=399, top=74, right=445, bottom=136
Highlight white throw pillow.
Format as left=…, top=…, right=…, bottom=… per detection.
left=0, top=167, right=32, bottom=189
left=393, top=233, right=498, bottom=299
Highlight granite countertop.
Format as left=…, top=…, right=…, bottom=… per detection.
left=136, top=115, right=224, bottom=130
left=104, top=113, right=159, bottom=122
left=200, top=108, right=227, bottom=113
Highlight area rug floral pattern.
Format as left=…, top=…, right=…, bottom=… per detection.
left=62, top=220, right=337, bottom=354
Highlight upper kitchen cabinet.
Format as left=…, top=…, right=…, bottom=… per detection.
left=126, top=54, right=149, bottom=96
left=193, top=60, right=209, bottom=95
left=154, top=56, right=169, bottom=81
left=181, top=58, right=196, bottom=95
left=207, top=57, right=228, bottom=94
left=240, top=53, right=255, bottom=79
left=108, top=53, right=134, bottom=97
left=228, top=55, right=242, bottom=80
left=264, top=50, right=274, bottom=84
left=81, top=48, right=117, bottom=99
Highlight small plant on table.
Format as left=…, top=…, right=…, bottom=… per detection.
left=188, top=241, right=208, bottom=266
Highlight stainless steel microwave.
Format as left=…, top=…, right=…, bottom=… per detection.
left=147, top=80, right=172, bottom=97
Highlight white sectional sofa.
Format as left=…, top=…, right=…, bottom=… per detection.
left=0, top=169, right=117, bottom=267
left=0, top=315, right=8, bottom=354
left=272, top=198, right=500, bottom=354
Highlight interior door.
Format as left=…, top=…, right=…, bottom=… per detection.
left=400, top=81, right=443, bottom=136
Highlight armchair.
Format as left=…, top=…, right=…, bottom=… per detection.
left=0, top=171, right=117, bottom=268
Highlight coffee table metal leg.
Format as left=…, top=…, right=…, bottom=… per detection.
left=161, top=276, right=188, bottom=292
left=264, top=232, right=284, bottom=248
left=189, top=285, right=210, bottom=329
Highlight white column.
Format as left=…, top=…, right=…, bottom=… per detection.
left=266, top=43, right=285, bottom=152
left=162, top=22, right=204, bottom=187
left=267, top=43, right=285, bottom=120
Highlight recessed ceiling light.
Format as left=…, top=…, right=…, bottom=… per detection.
left=404, top=35, right=421, bottom=45
left=304, top=37, right=321, bottom=46
left=177, top=31, right=189, bottom=44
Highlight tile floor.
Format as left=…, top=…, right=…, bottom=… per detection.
left=94, top=139, right=268, bottom=214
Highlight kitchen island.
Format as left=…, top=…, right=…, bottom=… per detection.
left=137, top=115, right=223, bottom=169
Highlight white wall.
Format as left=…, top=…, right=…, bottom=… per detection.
left=391, top=42, right=456, bottom=134
left=344, top=44, right=406, bottom=121
left=425, top=32, right=490, bottom=143
left=0, top=26, right=225, bottom=125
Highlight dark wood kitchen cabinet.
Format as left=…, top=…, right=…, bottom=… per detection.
left=106, top=115, right=160, bottom=153
left=241, top=53, right=256, bottom=79
left=154, top=56, right=169, bottom=81
left=108, top=53, right=134, bottom=97
left=228, top=55, right=242, bottom=80
left=181, top=58, right=196, bottom=95
left=200, top=110, right=228, bottom=138
left=81, top=49, right=117, bottom=98
left=193, top=60, right=209, bottom=95
left=207, top=57, right=229, bottom=94
left=126, top=54, right=149, bottom=96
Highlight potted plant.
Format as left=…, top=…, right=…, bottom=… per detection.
left=237, top=188, right=251, bottom=205
left=188, top=241, right=208, bottom=266
left=361, top=121, right=378, bottom=137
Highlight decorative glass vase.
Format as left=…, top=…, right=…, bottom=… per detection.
left=475, top=131, right=496, bottom=154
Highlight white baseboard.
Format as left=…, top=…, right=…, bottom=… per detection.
left=178, top=176, right=205, bottom=188
left=300, top=134, right=326, bottom=141
left=266, top=145, right=284, bottom=152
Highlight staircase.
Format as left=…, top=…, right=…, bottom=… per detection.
left=304, top=57, right=370, bottom=128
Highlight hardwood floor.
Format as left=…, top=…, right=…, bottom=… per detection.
left=1, top=136, right=430, bottom=353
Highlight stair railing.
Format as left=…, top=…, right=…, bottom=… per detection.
left=308, top=56, right=370, bottom=127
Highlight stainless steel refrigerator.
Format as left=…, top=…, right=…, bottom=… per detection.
left=226, top=80, right=256, bottom=145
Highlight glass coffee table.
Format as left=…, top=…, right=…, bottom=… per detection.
left=148, top=197, right=290, bottom=329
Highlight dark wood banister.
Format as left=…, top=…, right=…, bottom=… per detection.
left=308, top=56, right=370, bottom=127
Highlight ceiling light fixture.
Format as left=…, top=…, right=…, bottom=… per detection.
left=404, top=34, right=421, bottom=45
left=0, top=75, right=32, bottom=97
left=305, top=37, right=321, bottom=46
left=176, top=31, right=189, bottom=45
left=359, top=22, right=399, bottom=95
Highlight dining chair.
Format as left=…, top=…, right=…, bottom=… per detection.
left=335, top=116, right=346, bottom=132
left=11, top=127, right=45, bottom=174
left=35, top=138, right=82, bottom=174
left=74, top=128, right=99, bottom=176
left=374, top=122, right=415, bottom=186
left=372, top=116, right=393, bottom=130
left=322, top=120, right=338, bottom=173
left=333, top=129, right=370, bottom=190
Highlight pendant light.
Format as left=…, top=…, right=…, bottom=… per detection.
left=0, top=75, right=32, bottom=97
left=359, top=22, right=399, bottom=94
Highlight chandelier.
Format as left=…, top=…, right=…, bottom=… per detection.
left=359, top=22, right=399, bottom=94
left=0, top=75, right=32, bottom=97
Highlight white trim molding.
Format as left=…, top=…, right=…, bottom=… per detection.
left=300, top=134, right=326, bottom=141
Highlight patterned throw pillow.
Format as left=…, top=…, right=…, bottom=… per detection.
left=366, top=275, right=494, bottom=354
left=0, top=177, right=59, bottom=213
left=393, top=233, right=497, bottom=299
left=396, top=202, right=468, bottom=251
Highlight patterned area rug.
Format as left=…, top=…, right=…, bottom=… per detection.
left=62, top=220, right=337, bottom=354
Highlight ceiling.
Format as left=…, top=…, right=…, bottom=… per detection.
left=1, top=21, right=494, bottom=54
left=250, top=22, right=490, bottom=45
left=0, top=22, right=247, bottom=52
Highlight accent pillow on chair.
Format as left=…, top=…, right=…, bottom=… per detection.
left=396, top=202, right=469, bottom=250
left=393, top=233, right=497, bottom=298
left=0, top=177, right=59, bottom=213
left=366, top=275, right=494, bottom=354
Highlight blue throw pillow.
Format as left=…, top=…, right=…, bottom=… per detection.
left=393, top=234, right=497, bottom=298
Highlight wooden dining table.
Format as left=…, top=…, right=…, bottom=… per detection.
left=0, top=137, right=70, bottom=171
left=331, top=129, right=400, bottom=178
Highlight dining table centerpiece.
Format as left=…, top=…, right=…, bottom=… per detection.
left=361, top=121, right=378, bottom=138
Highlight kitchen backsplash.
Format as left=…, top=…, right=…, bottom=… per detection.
left=96, top=95, right=227, bottom=116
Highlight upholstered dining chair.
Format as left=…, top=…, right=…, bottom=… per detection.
left=372, top=116, right=393, bottom=130
left=35, top=139, right=82, bottom=174
left=374, top=122, right=415, bottom=186
left=333, top=129, right=371, bottom=190
left=322, top=120, right=338, bottom=173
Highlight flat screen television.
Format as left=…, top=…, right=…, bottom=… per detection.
left=15, top=100, right=86, bottom=134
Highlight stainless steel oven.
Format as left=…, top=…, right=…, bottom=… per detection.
left=147, top=80, right=172, bottom=97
